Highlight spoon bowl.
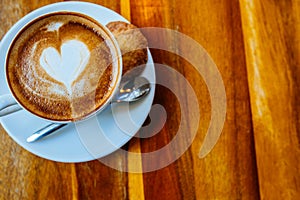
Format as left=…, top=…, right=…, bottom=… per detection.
left=112, top=76, right=151, bottom=103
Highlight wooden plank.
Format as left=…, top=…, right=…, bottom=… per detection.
left=0, top=126, right=76, bottom=199
left=130, top=0, right=259, bottom=199
left=120, top=0, right=131, bottom=21
left=130, top=1, right=191, bottom=199
left=127, top=138, right=145, bottom=200
left=239, top=0, right=300, bottom=199
left=119, top=2, right=145, bottom=200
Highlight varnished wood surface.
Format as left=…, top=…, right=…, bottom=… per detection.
left=0, top=0, right=299, bottom=199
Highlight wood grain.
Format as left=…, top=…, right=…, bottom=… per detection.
left=130, top=0, right=259, bottom=199
left=239, top=0, right=300, bottom=199
left=0, top=0, right=298, bottom=199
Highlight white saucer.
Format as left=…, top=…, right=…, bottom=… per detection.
left=0, top=2, right=155, bottom=163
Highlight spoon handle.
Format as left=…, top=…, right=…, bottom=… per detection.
left=0, top=94, right=21, bottom=117
left=26, top=123, right=67, bottom=143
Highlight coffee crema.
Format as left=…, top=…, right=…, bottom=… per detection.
left=6, top=13, right=120, bottom=121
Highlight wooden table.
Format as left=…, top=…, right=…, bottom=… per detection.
left=0, top=0, right=299, bottom=199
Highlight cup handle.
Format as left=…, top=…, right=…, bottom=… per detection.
left=0, top=94, right=22, bottom=117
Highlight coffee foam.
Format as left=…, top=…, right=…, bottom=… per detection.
left=46, top=22, right=63, bottom=31
left=39, top=39, right=90, bottom=93
left=7, top=13, right=118, bottom=121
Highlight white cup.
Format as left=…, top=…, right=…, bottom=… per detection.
left=0, top=7, right=122, bottom=123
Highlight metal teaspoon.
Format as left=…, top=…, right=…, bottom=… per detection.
left=26, top=77, right=151, bottom=143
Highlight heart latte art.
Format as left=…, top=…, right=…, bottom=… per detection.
left=7, top=13, right=120, bottom=121
left=40, top=40, right=90, bottom=93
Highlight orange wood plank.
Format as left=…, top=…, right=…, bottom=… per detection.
left=239, top=0, right=300, bottom=199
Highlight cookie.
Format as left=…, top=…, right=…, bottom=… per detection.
left=106, top=21, right=148, bottom=80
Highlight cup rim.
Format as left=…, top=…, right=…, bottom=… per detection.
left=4, top=10, right=123, bottom=123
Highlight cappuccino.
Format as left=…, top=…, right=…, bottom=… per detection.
left=6, top=12, right=121, bottom=121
